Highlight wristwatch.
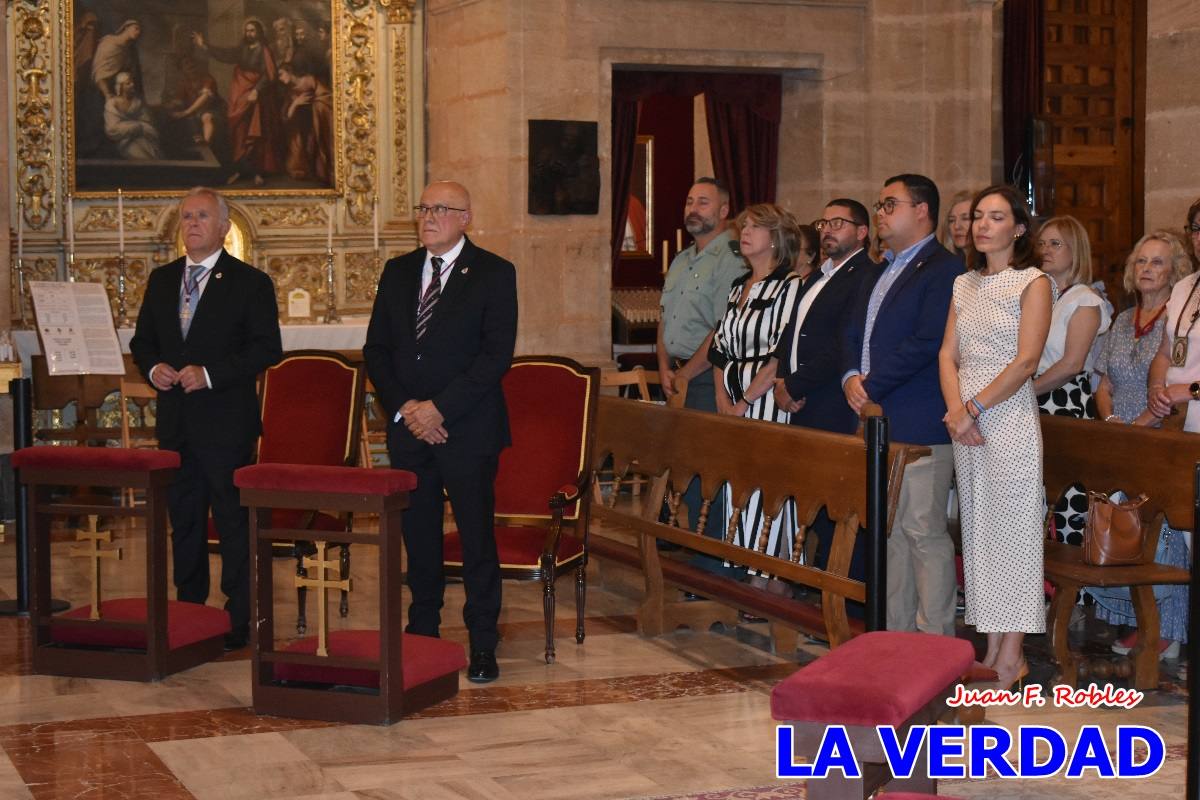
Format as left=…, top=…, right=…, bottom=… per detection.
left=1190, top=381, right=1200, bottom=400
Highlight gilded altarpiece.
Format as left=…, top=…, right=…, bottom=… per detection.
left=6, top=0, right=422, bottom=325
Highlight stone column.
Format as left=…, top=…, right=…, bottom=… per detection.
left=1145, top=1, right=1200, bottom=229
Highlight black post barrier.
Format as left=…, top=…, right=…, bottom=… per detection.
left=864, top=415, right=888, bottom=632
left=1188, top=462, right=1199, bottom=799
left=0, top=378, right=33, bottom=615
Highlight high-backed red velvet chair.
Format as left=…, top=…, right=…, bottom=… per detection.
left=443, top=356, right=599, bottom=663
left=213, top=350, right=364, bottom=633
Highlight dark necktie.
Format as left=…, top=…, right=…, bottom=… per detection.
left=415, top=256, right=443, bottom=340
left=180, top=263, right=206, bottom=338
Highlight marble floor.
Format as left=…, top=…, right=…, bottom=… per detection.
left=0, top=511, right=1187, bottom=799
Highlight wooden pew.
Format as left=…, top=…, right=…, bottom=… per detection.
left=1041, top=414, right=1199, bottom=689
left=589, top=397, right=925, bottom=651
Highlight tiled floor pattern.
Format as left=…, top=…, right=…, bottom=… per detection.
left=0, top=516, right=1186, bottom=799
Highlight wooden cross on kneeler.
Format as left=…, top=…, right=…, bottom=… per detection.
left=295, top=540, right=351, bottom=657
left=69, top=515, right=122, bottom=620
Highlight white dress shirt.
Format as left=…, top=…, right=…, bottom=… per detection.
left=149, top=248, right=222, bottom=389
left=788, top=248, right=858, bottom=373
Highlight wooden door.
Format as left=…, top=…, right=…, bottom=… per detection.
left=1043, top=0, right=1144, bottom=303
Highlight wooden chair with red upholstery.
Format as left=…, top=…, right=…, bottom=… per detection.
left=222, top=350, right=364, bottom=634
left=443, top=356, right=599, bottom=664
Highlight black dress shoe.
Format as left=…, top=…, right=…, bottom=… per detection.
left=467, top=649, right=499, bottom=683
left=683, top=592, right=707, bottom=602
left=223, top=626, right=250, bottom=652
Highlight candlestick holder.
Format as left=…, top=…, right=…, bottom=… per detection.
left=14, top=256, right=27, bottom=328
left=115, top=253, right=129, bottom=327
left=323, top=247, right=340, bottom=324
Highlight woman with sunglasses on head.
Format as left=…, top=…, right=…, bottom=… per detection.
left=938, top=185, right=1053, bottom=691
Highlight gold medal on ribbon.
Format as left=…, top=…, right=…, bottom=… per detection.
left=1172, top=336, right=1189, bottom=367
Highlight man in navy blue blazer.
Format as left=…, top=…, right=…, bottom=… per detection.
left=840, top=174, right=963, bottom=636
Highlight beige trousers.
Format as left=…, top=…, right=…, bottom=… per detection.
left=886, top=444, right=957, bottom=635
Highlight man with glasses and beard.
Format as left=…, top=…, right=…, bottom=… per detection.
left=656, top=177, right=746, bottom=579
left=774, top=199, right=875, bottom=435
left=840, top=174, right=962, bottom=636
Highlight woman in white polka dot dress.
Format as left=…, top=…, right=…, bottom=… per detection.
left=938, top=185, right=1054, bottom=691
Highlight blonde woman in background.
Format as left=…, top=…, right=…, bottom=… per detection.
left=1033, top=215, right=1111, bottom=418
left=942, top=189, right=973, bottom=260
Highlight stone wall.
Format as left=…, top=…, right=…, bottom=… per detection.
left=425, top=0, right=1002, bottom=364
left=1145, top=0, right=1200, bottom=231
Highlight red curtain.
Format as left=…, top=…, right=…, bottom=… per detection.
left=609, top=71, right=782, bottom=269
left=704, top=74, right=781, bottom=213
left=1002, top=0, right=1045, bottom=182
left=610, top=76, right=641, bottom=272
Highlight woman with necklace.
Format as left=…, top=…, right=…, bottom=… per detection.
left=1091, top=231, right=1193, bottom=661
left=1095, top=232, right=1192, bottom=425
left=938, top=185, right=1052, bottom=691
left=1032, top=215, right=1112, bottom=418
left=709, top=203, right=803, bottom=595
left=1149, top=230, right=1200, bottom=429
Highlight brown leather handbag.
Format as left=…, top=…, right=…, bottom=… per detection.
left=1082, top=492, right=1149, bottom=566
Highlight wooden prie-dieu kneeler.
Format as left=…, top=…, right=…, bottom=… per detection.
left=11, top=446, right=230, bottom=681
left=237, top=462, right=466, bottom=725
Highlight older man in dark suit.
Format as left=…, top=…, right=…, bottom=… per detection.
left=130, top=187, right=282, bottom=651
left=364, top=180, right=518, bottom=683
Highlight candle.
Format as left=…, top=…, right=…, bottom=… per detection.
left=16, top=197, right=23, bottom=262
left=327, top=202, right=334, bottom=251
left=66, top=193, right=74, bottom=255
left=661, top=239, right=668, bottom=275
left=372, top=196, right=379, bottom=251
left=676, top=228, right=683, bottom=253
left=117, top=188, right=125, bottom=254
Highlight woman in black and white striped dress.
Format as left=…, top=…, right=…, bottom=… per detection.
left=708, top=204, right=803, bottom=587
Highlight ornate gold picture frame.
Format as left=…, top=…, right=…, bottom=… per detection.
left=67, top=0, right=342, bottom=198
left=621, top=135, right=653, bottom=257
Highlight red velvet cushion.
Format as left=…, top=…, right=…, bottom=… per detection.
left=235, top=463, right=417, bottom=495
left=770, top=631, right=975, bottom=727
left=273, top=630, right=467, bottom=689
left=495, top=362, right=591, bottom=519
left=49, top=598, right=230, bottom=649
left=12, top=446, right=180, bottom=472
left=444, top=526, right=584, bottom=569
left=259, top=355, right=359, bottom=466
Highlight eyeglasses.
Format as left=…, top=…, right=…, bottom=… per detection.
left=1037, top=238, right=1066, bottom=251
left=1185, top=224, right=1200, bottom=235
left=814, top=217, right=856, bottom=232
left=413, top=204, right=467, bottom=218
left=873, top=198, right=920, bottom=215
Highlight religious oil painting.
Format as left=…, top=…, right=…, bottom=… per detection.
left=527, top=119, right=601, bottom=216
left=69, top=0, right=340, bottom=197
left=621, top=135, right=653, bottom=257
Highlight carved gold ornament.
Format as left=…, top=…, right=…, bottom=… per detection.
left=344, top=251, right=383, bottom=306
left=14, top=0, right=54, bottom=228
left=254, top=206, right=333, bottom=228
left=342, top=4, right=379, bottom=225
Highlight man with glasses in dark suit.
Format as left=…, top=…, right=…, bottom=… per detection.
left=364, top=181, right=518, bottom=683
